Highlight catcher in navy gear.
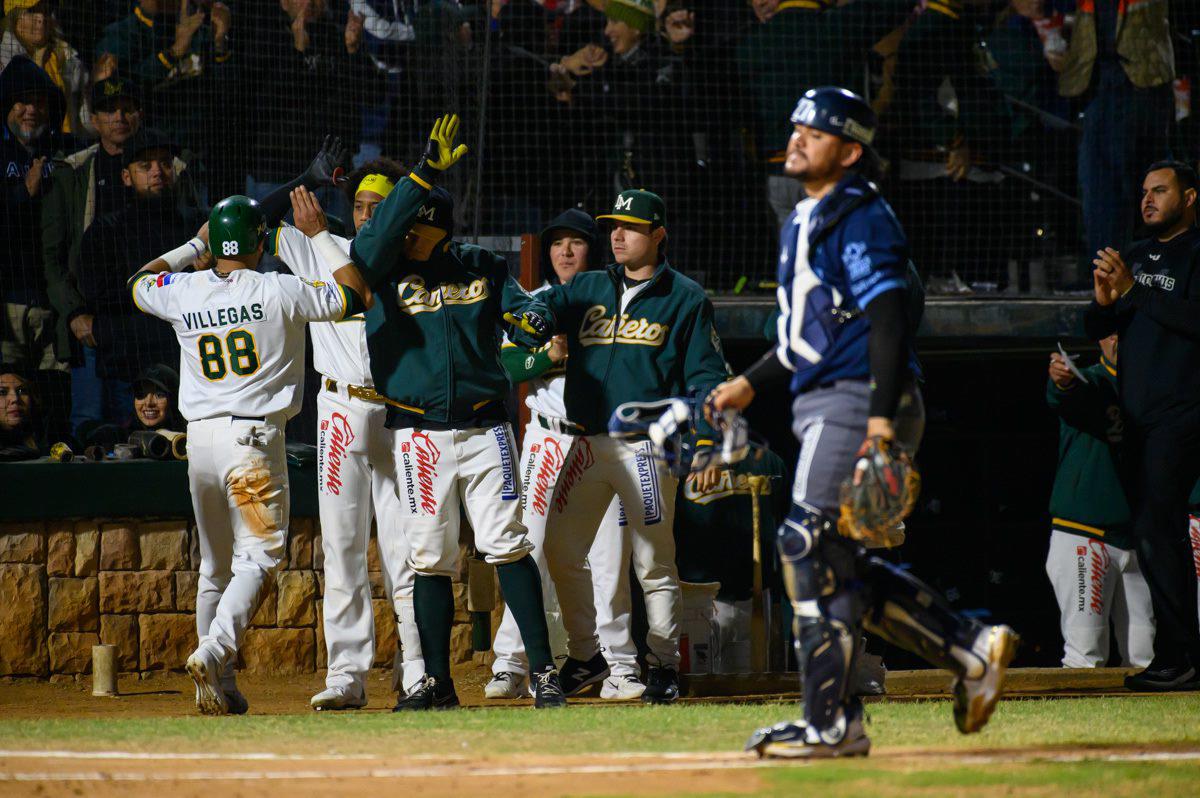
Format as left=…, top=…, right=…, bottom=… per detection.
left=710, top=87, right=1018, bottom=759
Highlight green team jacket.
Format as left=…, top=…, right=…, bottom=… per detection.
left=538, top=261, right=729, bottom=435
left=347, top=171, right=546, bottom=425
left=1046, top=357, right=1132, bottom=549
left=674, top=447, right=789, bottom=601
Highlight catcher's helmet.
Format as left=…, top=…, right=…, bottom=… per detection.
left=790, top=86, right=877, bottom=148
left=209, top=195, right=267, bottom=259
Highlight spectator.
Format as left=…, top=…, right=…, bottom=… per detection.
left=884, top=0, right=1014, bottom=293
left=75, top=127, right=202, bottom=417
left=0, top=0, right=88, bottom=135
left=0, top=362, right=43, bottom=459
left=95, top=0, right=233, bottom=197
left=1, top=54, right=71, bottom=431
left=1060, top=0, right=1174, bottom=276
left=1045, top=337, right=1153, bottom=668
left=1085, top=160, right=1200, bottom=690
left=984, top=0, right=1080, bottom=289
left=483, top=0, right=606, bottom=226
left=737, top=0, right=912, bottom=226
left=41, top=77, right=146, bottom=433
left=349, top=0, right=418, bottom=164
left=129, top=362, right=182, bottom=432
left=240, top=1, right=373, bottom=208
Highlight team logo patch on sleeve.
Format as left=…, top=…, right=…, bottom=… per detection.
left=299, top=277, right=327, bottom=288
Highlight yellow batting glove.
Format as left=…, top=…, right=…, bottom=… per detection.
left=425, top=114, right=469, bottom=171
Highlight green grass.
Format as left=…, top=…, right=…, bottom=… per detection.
left=2, top=696, right=1199, bottom=757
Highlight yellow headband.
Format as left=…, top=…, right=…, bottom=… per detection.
left=356, top=173, right=395, bottom=199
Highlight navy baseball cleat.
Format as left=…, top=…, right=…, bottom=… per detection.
left=392, top=675, right=459, bottom=711
left=641, top=666, right=680, bottom=704
left=557, top=653, right=610, bottom=696
left=532, top=667, right=568, bottom=708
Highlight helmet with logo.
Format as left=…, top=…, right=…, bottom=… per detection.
left=209, top=195, right=267, bottom=259
left=790, top=86, right=877, bottom=149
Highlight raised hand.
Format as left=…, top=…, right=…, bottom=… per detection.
left=422, top=114, right=469, bottom=172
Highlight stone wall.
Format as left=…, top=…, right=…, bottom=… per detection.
left=0, top=519, right=487, bottom=679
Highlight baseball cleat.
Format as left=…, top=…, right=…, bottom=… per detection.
left=744, top=714, right=870, bottom=759
left=557, top=653, right=611, bottom=696
left=953, top=624, right=1019, bottom=734
left=852, top=649, right=887, bottom=697
left=641, top=666, right=680, bottom=704
left=186, top=646, right=228, bottom=716
left=601, top=674, right=647, bottom=700
left=392, top=675, right=459, bottom=712
left=1124, top=662, right=1200, bottom=692
left=311, top=685, right=368, bottom=711
left=223, top=687, right=249, bottom=715
left=484, top=671, right=528, bottom=699
left=532, top=667, right=568, bottom=709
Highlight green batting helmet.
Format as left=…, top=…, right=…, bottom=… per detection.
left=209, top=195, right=267, bottom=258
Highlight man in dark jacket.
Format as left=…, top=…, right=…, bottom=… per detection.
left=1085, top=160, right=1200, bottom=690
left=42, top=78, right=144, bottom=359
left=76, top=128, right=204, bottom=422
left=1, top=54, right=73, bottom=431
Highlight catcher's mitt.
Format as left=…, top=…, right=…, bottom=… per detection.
left=837, top=436, right=920, bottom=548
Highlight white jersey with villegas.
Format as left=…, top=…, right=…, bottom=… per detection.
left=132, top=268, right=349, bottom=421
left=271, top=225, right=372, bottom=387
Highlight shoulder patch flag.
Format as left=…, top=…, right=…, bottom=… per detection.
left=156, top=273, right=180, bottom=287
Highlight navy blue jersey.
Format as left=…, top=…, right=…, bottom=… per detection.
left=774, top=176, right=917, bottom=394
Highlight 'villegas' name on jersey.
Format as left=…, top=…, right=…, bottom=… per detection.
left=181, top=303, right=265, bottom=331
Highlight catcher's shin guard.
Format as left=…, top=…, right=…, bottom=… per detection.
left=777, top=505, right=860, bottom=730
left=861, top=555, right=986, bottom=677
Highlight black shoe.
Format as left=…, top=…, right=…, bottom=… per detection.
left=1124, top=663, right=1200, bottom=692
left=558, top=653, right=610, bottom=696
left=392, top=675, right=460, bottom=711
left=532, top=667, right=568, bottom=709
left=641, top=666, right=680, bottom=704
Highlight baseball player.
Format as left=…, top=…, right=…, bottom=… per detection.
left=710, top=87, right=1017, bottom=758
left=256, top=156, right=425, bottom=711
left=1046, top=337, right=1154, bottom=667
left=487, top=209, right=643, bottom=701
left=130, top=195, right=369, bottom=715
left=535, top=189, right=730, bottom=704
left=347, top=115, right=567, bottom=710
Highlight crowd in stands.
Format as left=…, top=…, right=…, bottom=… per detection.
left=1, top=0, right=1197, bottom=449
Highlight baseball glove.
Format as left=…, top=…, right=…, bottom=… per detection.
left=837, top=436, right=920, bottom=548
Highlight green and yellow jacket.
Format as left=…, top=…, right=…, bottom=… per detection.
left=1058, top=0, right=1173, bottom=98
left=539, top=261, right=729, bottom=435
left=348, top=171, right=546, bottom=427
left=674, top=447, right=789, bottom=601
left=1046, top=356, right=1132, bottom=549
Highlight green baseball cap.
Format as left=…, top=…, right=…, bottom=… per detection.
left=597, top=189, right=666, bottom=229
left=605, top=0, right=655, bottom=33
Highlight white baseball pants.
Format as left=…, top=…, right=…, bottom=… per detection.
left=392, top=424, right=533, bottom=575
left=545, top=435, right=681, bottom=669
left=316, top=387, right=423, bottom=694
left=1045, top=529, right=1154, bottom=668
left=491, top=424, right=636, bottom=678
left=190, top=414, right=289, bottom=666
